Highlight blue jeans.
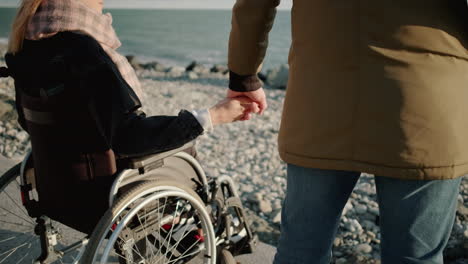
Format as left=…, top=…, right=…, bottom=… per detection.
left=273, top=164, right=462, bottom=264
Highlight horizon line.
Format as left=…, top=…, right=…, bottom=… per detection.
left=0, top=5, right=291, bottom=11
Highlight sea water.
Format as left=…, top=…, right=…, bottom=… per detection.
left=0, top=8, right=291, bottom=70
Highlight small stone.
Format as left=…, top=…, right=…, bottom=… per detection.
left=273, top=211, right=281, bottom=224
left=457, top=202, right=468, bottom=217
left=368, top=207, right=379, bottom=216
left=241, top=185, right=254, bottom=193
left=355, top=243, right=373, bottom=254
left=259, top=200, right=272, bottom=214
left=188, top=72, right=199, bottom=80
left=345, top=219, right=363, bottom=234
left=16, top=131, right=28, bottom=142
left=333, top=237, right=342, bottom=247
left=342, top=201, right=354, bottom=216
left=254, top=193, right=263, bottom=201
left=273, top=199, right=282, bottom=210
left=355, top=203, right=368, bottom=214
left=361, top=220, right=376, bottom=230
left=366, top=231, right=376, bottom=239
left=345, top=222, right=356, bottom=233
left=6, top=129, right=16, bottom=137
left=335, top=258, right=347, bottom=264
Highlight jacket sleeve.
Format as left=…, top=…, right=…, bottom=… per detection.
left=82, top=56, right=204, bottom=158
left=228, top=0, right=280, bottom=92
left=112, top=111, right=204, bottom=158
left=70, top=33, right=204, bottom=157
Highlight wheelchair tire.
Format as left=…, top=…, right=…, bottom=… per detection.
left=81, top=179, right=217, bottom=264
left=0, top=163, right=43, bottom=263
left=0, top=162, right=87, bottom=263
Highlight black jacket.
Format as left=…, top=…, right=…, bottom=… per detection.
left=5, top=32, right=203, bottom=158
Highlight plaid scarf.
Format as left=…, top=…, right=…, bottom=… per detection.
left=26, top=0, right=143, bottom=99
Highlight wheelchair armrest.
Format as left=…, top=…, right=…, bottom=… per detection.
left=125, top=141, right=196, bottom=170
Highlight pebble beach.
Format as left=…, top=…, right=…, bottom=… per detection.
left=0, top=43, right=467, bottom=263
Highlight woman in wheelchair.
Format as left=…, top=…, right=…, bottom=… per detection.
left=0, top=0, right=258, bottom=263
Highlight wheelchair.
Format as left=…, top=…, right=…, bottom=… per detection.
left=0, top=140, right=257, bottom=263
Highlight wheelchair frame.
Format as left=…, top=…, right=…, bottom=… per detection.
left=1, top=141, right=257, bottom=264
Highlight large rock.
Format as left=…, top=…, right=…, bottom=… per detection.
left=125, top=55, right=142, bottom=70
left=210, top=64, right=229, bottom=74
left=266, top=64, right=289, bottom=89
left=165, top=66, right=186, bottom=78
left=141, top=61, right=166, bottom=72
left=186, top=61, right=209, bottom=74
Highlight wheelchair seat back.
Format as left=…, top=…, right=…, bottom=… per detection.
left=19, top=87, right=117, bottom=234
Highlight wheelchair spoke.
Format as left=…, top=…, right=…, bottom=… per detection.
left=165, top=219, right=193, bottom=262
left=3, top=188, right=29, bottom=218
left=14, top=251, right=29, bottom=264
left=169, top=218, right=204, bottom=260
left=136, top=205, right=158, bottom=262
left=162, top=201, right=181, bottom=255
left=0, top=235, right=36, bottom=263
left=0, top=206, right=35, bottom=225
left=165, top=237, right=202, bottom=264
left=155, top=201, right=179, bottom=262
left=131, top=232, right=146, bottom=262
left=0, top=219, right=33, bottom=229
left=113, top=250, right=129, bottom=262
left=153, top=197, right=168, bottom=257
left=0, top=231, right=34, bottom=244
left=154, top=201, right=203, bottom=264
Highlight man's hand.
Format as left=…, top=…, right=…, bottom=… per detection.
left=227, top=88, right=267, bottom=120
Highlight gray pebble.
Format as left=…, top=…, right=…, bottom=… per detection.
left=355, top=243, right=373, bottom=254
left=355, top=203, right=368, bottom=214
left=335, top=258, right=347, bottom=264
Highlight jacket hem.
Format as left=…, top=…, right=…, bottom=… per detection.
left=279, top=150, right=468, bottom=180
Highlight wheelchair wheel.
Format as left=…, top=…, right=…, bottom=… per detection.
left=0, top=163, right=87, bottom=264
left=81, top=180, right=217, bottom=264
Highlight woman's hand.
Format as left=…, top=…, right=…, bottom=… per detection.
left=209, top=96, right=260, bottom=125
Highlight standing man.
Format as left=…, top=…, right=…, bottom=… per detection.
left=227, top=0, right=467, bottom=263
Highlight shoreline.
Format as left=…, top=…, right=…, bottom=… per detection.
left=0, top=42, right=289, bottom=89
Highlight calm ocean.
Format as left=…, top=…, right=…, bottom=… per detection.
left=0, top=8, right=291, bottom=69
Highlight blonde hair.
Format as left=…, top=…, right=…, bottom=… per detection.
left=8, top=0, right=44, bottom=54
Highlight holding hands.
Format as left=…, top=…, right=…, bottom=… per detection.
left=209, top=88, right=267, bottom=125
